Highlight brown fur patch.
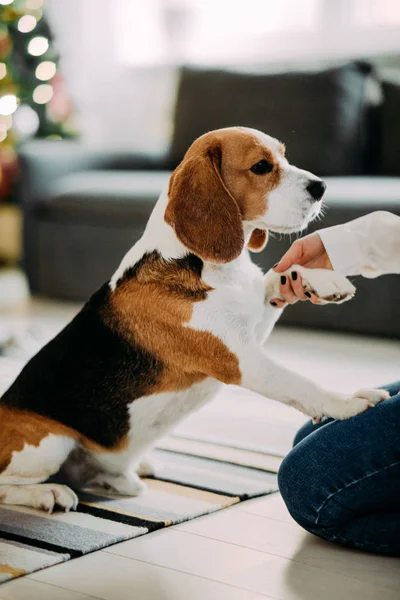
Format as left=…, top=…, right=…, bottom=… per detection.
left=108, top=252, right=242, bottom=393
left=0, top=405, right=128, bottom=474
left=248, top=228, right=268, bottom=252
left=0, top=406, right=75, bottom=473
left=217, top=130, right=282, bottom=221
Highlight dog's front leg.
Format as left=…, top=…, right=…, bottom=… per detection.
left=256, top=304, right=284, bottom=345
left=237, top=346, right=388, bottom=420
left=255, top=269, right=285, bottom=344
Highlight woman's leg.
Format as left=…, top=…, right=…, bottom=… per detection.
left=292, top=416, right=333, bottom=446
left=278, top=381, right=400, bottom=556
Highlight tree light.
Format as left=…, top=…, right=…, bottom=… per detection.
left=28, top=36, right=49, bottom=56
left=0, top=0, right=14, bottom=6
left=18, top=15, right=37, bottom=33
left=35, top=61, right=56, bottom=81
left=33, top=84, right=53, bottom=104
left=0, top=95, right=18, bottom=116
left=14, top=104, right=40, bottom=136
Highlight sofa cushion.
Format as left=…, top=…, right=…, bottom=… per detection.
left=18, top=140, right=170, bottom=201
left=37, top=171, right=171, bottom=224
left=170, top=63, right=373, bottom=176
left=380, top=77, right=400, bottom=176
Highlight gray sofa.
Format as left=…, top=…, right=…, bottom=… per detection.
left=18, top=62, right=400, bottom=337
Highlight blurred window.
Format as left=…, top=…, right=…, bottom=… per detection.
left=114, top=0, right=400, bottom=66
left=351, top=0, right=400, bottom=26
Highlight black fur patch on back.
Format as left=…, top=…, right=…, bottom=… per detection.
left=1, top=284, right=163, bottom=448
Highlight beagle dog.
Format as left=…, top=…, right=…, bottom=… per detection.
left=0, top=127, right=388, bottom=512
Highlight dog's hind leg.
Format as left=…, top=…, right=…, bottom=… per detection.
left=80, top=449, right=146, bottom=496
left=0, top=407, right=78, bottom=512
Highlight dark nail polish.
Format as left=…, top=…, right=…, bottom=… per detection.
left=280, top=275, right=286, bottom=285
left=305, top=291, right=311, bottom=298
left=291, top=271, right=297, bottom=281
left=270, top=301, right=277, bottom=307
left=273, top=262, right=279, bottom=268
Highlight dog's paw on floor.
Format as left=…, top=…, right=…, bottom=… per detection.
left=0, top=483, right=78, bottom=513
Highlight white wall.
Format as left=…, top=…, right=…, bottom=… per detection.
left=46, top=0, right=177, bottom=153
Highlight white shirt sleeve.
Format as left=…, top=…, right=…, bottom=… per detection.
left=318, top=211, right=400, bottom=278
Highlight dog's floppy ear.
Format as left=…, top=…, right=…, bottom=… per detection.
left=165, top=143, right=244, bottom=263
left=248, top=228, right=268, bottom=252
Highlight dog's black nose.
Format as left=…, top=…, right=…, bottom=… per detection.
left=307, top=179, right=326, bottom=202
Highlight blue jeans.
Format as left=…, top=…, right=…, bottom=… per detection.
left=278, top=381, right=400, bottom=556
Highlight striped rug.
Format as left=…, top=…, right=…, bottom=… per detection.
left=0, top=431, right=280, bottom=584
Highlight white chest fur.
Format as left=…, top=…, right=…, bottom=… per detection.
left=125, top=378, right=222, bottom=465
left=188, top=251, right=266, bottom=348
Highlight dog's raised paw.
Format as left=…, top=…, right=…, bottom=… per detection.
left=294, top=266, right=356, bottom=305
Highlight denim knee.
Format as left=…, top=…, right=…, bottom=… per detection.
left=278, top=446, right=320, bottom=530
left=293, top=420, right=315, bottom=446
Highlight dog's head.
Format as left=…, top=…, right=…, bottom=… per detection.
left=165, top=127, right=326, bottom=263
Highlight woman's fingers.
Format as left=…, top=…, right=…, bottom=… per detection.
left=289, top=271, right=307, bottom=301
left=270, top=298, right=287, bottom=309
left=277, top=271, right=321, bottom=304
left=270, top=271, right=324, bottom=307
left=279, top=275, right=298, bottom=304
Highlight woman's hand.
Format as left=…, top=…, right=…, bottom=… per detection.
left=270, top=233, right=333, bottom=307
left=275, top=232, right=333, bottom=272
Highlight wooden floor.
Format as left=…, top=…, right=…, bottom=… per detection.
left=1, top=275, right=400, bottom=599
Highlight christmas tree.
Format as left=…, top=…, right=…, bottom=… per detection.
left=0, top=0, right=75, bottom=203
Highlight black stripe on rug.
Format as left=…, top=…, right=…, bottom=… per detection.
left=0, top=530, right=75, bottom=558
left=76, top=504, right=166, bottom=532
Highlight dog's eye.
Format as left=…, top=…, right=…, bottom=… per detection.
left=250, top=160, right=274, bottom=175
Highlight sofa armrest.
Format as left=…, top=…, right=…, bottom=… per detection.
left=18, top=139, right=170, bottom=203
